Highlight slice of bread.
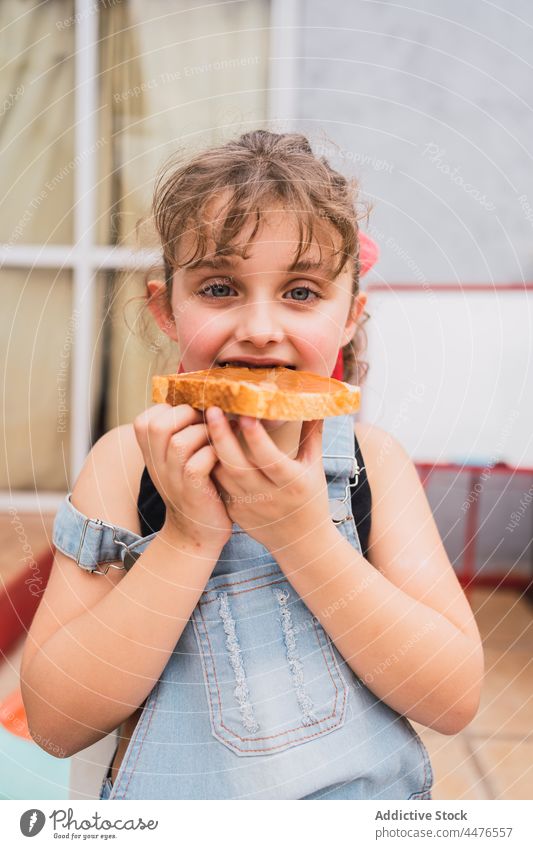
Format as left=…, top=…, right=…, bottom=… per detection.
left=152, top=366, right=360, bottom=420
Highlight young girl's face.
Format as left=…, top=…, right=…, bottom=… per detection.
left=148, top=194, right=367, bottom=379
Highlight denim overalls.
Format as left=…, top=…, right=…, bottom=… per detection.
left=53, top=412, right=433, bottom=801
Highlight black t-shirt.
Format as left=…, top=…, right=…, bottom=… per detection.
left=137, top=431, right=372, bottom=558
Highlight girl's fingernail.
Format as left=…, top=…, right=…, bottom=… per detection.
left=240, top=416, right=257, bottom=428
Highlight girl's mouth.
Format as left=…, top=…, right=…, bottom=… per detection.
left=217, top=362, right=297, bottom=369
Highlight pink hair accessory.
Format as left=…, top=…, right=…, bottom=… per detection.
left=359, top=231, right=379, bottom=277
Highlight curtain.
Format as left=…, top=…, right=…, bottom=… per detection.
left=0, top=274, right=107, bottom=490
left=99, top=0, right=271, bottom=430
left=1, top=0, right=270, bottom=489
left=0, top=0, right=103, bottom=491
left=0, top=0, right=75, bottom=246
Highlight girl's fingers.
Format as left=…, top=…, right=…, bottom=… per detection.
left=205, top=407, right=254, bottom=476
left=134, top=403, right=201, bottom=467
left=184, top=445, right=230, bottom=505
left=133, top=406, right=168, bottom=467
left=237, top=417, right=324, bottom=485
left=210, top=459, right=239, bottom=497
left=295, top=418, right=324, bottom=464
left=168, top=422, right=210, bottom=465
left=237, top=416, right=296, bottom=486
left=182, top=444, right=219, bottom=480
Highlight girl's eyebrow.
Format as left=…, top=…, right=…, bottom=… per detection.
left=183, top=256, right=335, bottom=278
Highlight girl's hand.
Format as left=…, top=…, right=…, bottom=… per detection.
left=133, top=403, right=233, bottom=552
left=205, top=407, right=330, bottom=550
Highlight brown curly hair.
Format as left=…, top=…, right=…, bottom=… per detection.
left=147, top=129, right=370, bottom=384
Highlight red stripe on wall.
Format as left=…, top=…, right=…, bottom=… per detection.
left=0, top=549, right=54, bottom=655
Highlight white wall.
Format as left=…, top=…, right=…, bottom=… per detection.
left=291, top=1, right=533, bottom=463
left=361, top=288, right=532, bottom=465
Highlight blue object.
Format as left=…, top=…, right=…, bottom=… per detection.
left=0, top=726, right=70, bottom=800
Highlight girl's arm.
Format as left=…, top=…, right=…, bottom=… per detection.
left=20, top=425, right=223, bottom=759
left=273, top=422, right=484, bottom=736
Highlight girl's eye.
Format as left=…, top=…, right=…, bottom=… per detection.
left=198, top=277, right=236, bottom=298
left=284, top=285, right=321, bottom=302
left=197, top=279, right=322, bottom=302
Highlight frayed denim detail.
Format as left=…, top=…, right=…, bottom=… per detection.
left=217, top=591, right=260, bottom=734
left=274, top=587, right=318, bottom=726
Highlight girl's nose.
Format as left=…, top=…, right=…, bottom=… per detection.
left=235, top=301, right=285, bottom=346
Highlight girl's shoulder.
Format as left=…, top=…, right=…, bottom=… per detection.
left=353, top=420, right=397, bottom=467
left=73, top=423, right=145, bottom=535
left=353, top=419, right=418, bottom=509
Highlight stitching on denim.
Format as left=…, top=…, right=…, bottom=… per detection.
left=113, top=681, right=162, bottom=799
left=217, top=591, right=260, bottom=734
left=273, top=587, right=319, bottom=726
left=194, top=600, right=347, bottom=751
left=415, top=731, right=433, bottom=793
left=409, top=789, right=432, bottom=800
left=202, top=568, right=283, bottom=597
left=311, top=617, right=345, bottom=713
left=205, top=607, right=341, bottom=739
left=197, top=605, right=338, bottom=741
left=401, top=714, right=434, bottom=797
left=191, top=611, right=219, bottom=739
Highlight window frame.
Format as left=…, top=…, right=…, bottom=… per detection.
left=0, top=0, right=299, bottom=510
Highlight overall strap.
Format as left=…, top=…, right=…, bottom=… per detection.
left=52, top=495, right=156, bottom=574
left=322, top=413, right=362, bottom=524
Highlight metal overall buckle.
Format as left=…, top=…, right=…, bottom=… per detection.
left=75, top=517, right=130, bottom=576
left=324, top=453, right=363, bottom=525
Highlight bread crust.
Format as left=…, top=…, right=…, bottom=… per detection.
left=152, top=366, right=360, bottom=420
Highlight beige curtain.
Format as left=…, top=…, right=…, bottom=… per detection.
left=0, top=0, right=75, bottom=246
left=0, top=275, right=106, bottom=490
left=100, top=0, right=271, bottom=429
left=1, top=0, right=271, bottom=489
left=0, top=0, right=103, bottom=491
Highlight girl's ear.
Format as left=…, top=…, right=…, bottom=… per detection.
left=146, top=280, right=179, bottom=343
left=341, top=291, right=368, bottom=347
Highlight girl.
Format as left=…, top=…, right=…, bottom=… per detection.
left=21, top=130, right=484, bottom=801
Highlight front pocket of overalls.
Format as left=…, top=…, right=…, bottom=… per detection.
left=191, top=564, right=349, bottom=757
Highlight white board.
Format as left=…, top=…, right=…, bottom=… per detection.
left=360, top=288, right=533, bottom=467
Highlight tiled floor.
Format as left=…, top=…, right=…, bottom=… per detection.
left=412, top=587, right=533, bottom=800
left=1, top=513, right=532, bottom=800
